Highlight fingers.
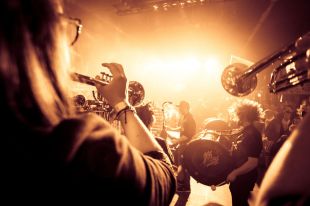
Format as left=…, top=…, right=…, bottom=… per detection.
left=101, top=63, right=125, bottom=77
left=96, top=62, right=128, bottom=107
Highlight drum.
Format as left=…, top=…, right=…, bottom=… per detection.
left=181, top=138, right=233, bottom=186
left=202, top=117, right=230, bottom=131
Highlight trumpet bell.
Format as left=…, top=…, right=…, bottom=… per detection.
left=221, top=63, right=257, bottom=97
left=128, top=81, right=145, bottom=107
left=221, top=32, right=310, bottom=97
left=73, top=94, right=86, bottom=107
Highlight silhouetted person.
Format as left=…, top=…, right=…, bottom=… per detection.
left=171, top=100, right=196, bottom=192
left=0, top=1, right=175, bottom=205
left=226, top=99, right=264, bottom=206
left=135, top=103, right=175, bottom=165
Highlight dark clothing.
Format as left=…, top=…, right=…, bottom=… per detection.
left=264, top=115, right=292, bottom=170
left=265, top=116, right=291, bottom=143
left=179, top=113, right=196, bottom=144
left=176, top=112, right=196, bottom=191
left=175, top=143, right=191, bottom=190
left=3, top=114, right=176, bottom=206
left=174, top=112, right=197, bottom=165
left=155, top=136, right=175, bottom=164
left=230, top=124, right=263, bottom=206
left=269, top=134, right=289, bottom=161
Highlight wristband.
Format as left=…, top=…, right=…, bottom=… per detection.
left=115, top=105, right=136, bottom=123
left=114, top=101, right=129, bottom=113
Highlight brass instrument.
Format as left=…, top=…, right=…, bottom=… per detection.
left=71, top=72, right=145, bottom=107
left=221, top=31, right=310, bottom=96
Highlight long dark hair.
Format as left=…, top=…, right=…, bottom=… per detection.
left=0, top=0, right=73, bottom=129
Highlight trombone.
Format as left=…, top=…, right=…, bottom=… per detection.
left=221, top=31, right=310, bottom=96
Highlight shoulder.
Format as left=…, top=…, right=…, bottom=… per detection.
left=245, top=125, right=261, bottom=135
left=50, top=114, right=122, bottom=162
left=243, top=125, right=262, bottom=144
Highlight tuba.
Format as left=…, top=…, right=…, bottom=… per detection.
left=221, top=31, right=310, bottom=96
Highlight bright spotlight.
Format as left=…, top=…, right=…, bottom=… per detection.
left=204, top=56, right=220, bottom=70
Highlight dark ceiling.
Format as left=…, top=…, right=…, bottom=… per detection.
left=66, top=0, right=310, bottom=60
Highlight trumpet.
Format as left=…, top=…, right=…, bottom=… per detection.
left=71, top=72, right=111, bottom=87
left=71, top=72, right=145, bottom=107
left=221, top=31, right=310, bottom=96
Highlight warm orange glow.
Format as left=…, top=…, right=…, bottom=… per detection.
left=67, top=0, right=295, bottom=130
left=164, top=104, right=180, bottom=129
left=230, top=55, right=254, bottom=66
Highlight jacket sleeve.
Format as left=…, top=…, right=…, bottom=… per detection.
left=51, top=114, right=176, bottom=206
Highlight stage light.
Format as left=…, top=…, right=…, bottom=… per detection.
left=153, top=5, right=159, bottom=11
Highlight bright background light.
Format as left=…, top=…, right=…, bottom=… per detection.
left=66, top=0, right=304, bottom=129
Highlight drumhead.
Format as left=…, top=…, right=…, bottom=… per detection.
left=203, top=117, right=229, bottom=131
left=182, top=139, right=233, bottom=186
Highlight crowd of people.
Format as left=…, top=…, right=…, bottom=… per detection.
left=1, top=0, right=310, bottom=205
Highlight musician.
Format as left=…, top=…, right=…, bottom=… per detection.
left=226, top=99, right=264, bottom=206
left=135, top=103, right=175, bottom=165
left=0, top=1, right=176, bottom=205
left=172, top=100, right=196, bottom=192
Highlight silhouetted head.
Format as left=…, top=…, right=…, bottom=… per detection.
left=177, top=100, right=190, bottom=115
left=0, top=0, right=74, bottom=128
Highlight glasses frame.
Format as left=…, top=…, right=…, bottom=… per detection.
left=67, top=17, right=83, bottom=46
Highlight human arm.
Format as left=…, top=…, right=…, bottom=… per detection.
left=226, top=157, right=258, bottom=182
left=95, top=63, right=163, bottom=154
left=228, top=126, right=262, bottom=182
left=170, top=135, right=190, bottom=146
left=165, top=125, right=181, bottom=131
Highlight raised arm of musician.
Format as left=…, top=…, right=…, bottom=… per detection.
left=96, top=63, right=163, bottom=154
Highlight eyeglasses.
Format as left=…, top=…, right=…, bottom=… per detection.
left=59, top=14, right=83, bottom=46
left=64, top=16, right=83, bottom=46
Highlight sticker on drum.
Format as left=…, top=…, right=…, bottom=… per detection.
left=181, top=139, right=233, bottom=186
